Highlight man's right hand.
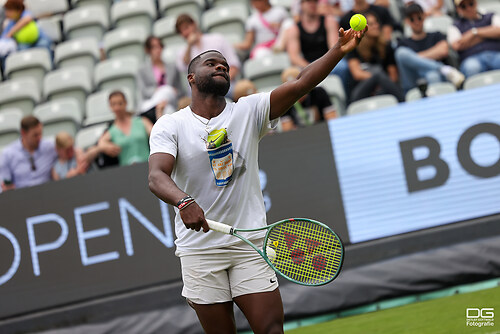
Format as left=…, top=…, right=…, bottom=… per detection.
left=179, top=202, right=210, bottom=233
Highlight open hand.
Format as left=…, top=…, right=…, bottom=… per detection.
left=338, top=27, right=368, bottom=54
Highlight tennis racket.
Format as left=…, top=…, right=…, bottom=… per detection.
left=206, top=218, right=344, bottom=286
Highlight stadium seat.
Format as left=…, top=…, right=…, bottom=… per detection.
left=0, top=78, right=41, bottom=117
left=319, top=75, right=347, bottom=116
left=37, top=16, right=64, bottom=44
left=25, top=0, right=69, bottom=18
left=161, top=44, right=186, bottom=65
left=84, top=88, right=134, bottom=126
left=479, top=2, right=500, bottom=15
left=111, top=0, right=157, bottom=35
left=158, top=0, right=204, bottom=21
left=463, top=70, right=500, bottom=90
left=243, top=52, right=291, bottom=91
left=94, top=57, right=139, bottom=105
left=103, top=26, right=148, bottom=61
left=211, top=0, right=250, bottom=10
left=75, top=123, right=108, bottom=150
left=71, top=0, right=113, bottom=11
left=424, top=15, right=454, bottom=35
left=405, top=82, right=457, bottom=102
left=154, top=16, right=186, bottom=48
left=43, top=67, right=93, bottom=115
left=33, top=98, right=83, bottom=138
left=63, top=5, right=110, bottom=41
left=54, top=37, right=100, bottom=75
left=346, top=94, right=399, bottom=116
left=202, top=3, right=249, bottom=44
left=0, top=109, right=23, bottom=152
left=4, top=48, right=52, bottom=90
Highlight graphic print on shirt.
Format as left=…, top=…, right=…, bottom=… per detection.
left=207, top=128, right=234, bottom=187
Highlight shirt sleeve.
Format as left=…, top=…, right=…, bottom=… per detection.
left=149, top=114, right=178, bottom=158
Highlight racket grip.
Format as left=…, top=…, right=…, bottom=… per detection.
left=206, top=219, right=233, bottom=234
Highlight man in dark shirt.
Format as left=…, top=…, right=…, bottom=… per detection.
left=395, top=3, right=465, bottom=92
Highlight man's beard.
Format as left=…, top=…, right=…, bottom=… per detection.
left=197, top=75, right=230, bottom=96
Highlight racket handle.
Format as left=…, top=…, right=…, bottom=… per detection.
left=206, top=219, right=233, bottom=234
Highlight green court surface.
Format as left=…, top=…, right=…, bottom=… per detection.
left=286, top=285, right=500, bottom=334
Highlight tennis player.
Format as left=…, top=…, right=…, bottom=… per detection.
left=148, top=26, right=366, bottom=334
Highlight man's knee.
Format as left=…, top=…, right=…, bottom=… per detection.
left=461, top=57, right=482, bottom=77
left=395, top=46, right=416, bottom=64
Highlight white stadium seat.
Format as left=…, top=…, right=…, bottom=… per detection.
left=54, top=37, right=100, bottom=75
left=33, top=98, right=83, bottom=138
left=405, top=82, right=457, bottom=102
left=94, top=57, right=139, bottom=105
left=0, top=78, right=41, bottom=117
left=0, top=109, right=23, bottom=152
left=4, top=48, right=52, bottom=90
left=25, top=0, right=69, bottom=18
left=63, top=5, right=110, bottom=41
left=159, top=0, right=204, bottom=21
left=154, top=16, right=186, bottom=48
left=103, top=26, right=148, bottom=62
left=243, top=52, right=291, bottom=91
left=347, top=95, right=399, bottom=116
left=463, top=70, right=500, bottom=90
left=202, top=3, right=249, bottom=44
left=75, top=123, right=109, bottom=150
left=111, top=0, right=157, bottom=35
left=43, top=67, right=94, bottom=114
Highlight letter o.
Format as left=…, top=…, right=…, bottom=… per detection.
left=0, top=227, right=21, bottom=286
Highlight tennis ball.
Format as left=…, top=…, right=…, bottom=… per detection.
left=207, top=129, right=227, bottom=148
left=266, top=246, right=276, bottom=262
left=350, top=14, right=367, bottom=31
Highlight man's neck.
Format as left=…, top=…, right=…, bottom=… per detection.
left=21, top=139, right=36, bottom=154
left=353, top=2, right=369, bottom=12
left=411, top=31, right=427, bottom=40
left=190, top=94, right=226, bottom=119
left=302, top=12, right=319, bottom=24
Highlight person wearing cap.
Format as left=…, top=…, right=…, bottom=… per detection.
left=395, top=3, right=465, bottom=93
left=447, top=0, right=500, bottom=77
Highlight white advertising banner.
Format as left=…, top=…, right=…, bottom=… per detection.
left=329, top=84, right=500, bottom=243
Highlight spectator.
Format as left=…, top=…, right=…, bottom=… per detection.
left=285, top=0, right=350, bottom=89
left=233, top=79, right=257, bottom=102
left=447, top=0, right=500, bottom=78
left=339, top=0, right=398, bottom=42
left=403, top=0, right=447, bottom=17
left=1, top=0, right=51, bottom=52
left=0, top=116, right=57, bottom=192
left=97, top=91, right=153, bottom=166
left=234, top=0, right=292, bottom=58
left=395, top=3, right=465, bottom=92
left=279, top=66, right=336, bottom=131
left=175, top=14, right=241, bottom=97
left=52, top=132, right=101, bottom=180
left=346, top=11, right=404, bottom=102
left=137, top=36, right=184, bottom=123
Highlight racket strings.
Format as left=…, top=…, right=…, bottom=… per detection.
left=266, top=219, right=343, bottom=285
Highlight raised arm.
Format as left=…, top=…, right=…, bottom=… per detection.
left=148, top=153, right=209, bottom=232
left=270, top=27, right=366, bottom=120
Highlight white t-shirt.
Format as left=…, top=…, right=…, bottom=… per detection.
left=246, top=6, right=290, bottom=46
left=149, top=92, right=277, bottom=254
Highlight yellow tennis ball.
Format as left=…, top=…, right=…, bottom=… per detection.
left=266, top=246, right=276, bottom=262
left=207, top=128, right=227, bottom=148
left=350, top=14, right=367, bottom=31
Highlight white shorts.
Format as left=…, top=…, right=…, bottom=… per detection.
left=179, top=239, right=279, bottom=305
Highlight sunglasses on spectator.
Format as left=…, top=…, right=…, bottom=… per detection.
left=29, top=155, right=36, bottom=171
left=459, top=0, right=475, bottom=9
left=409, top=15, right=423, bottom=22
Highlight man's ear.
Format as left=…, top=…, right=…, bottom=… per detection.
left=187, top=73, right=195, bottom=86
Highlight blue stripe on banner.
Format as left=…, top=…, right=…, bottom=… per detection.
left=328, top=84, right=500, bottom=243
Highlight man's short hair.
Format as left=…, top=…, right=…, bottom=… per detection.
left=175, top=14, right=196, bottom=34
left=187, top=50, right=224, bottom=74
left=405, top=3, right=424, bottom=17
left=20, top=116, right=40, bottom=132
left=108, top=90, right=127, bottom=102
left=4, top=0, right=25, bottom=12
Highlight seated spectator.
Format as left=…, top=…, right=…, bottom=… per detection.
left=233, top=79, right=257, bottom=102
left=137, top=36, right=184, bottom=123
left=286, top=0, right=350, bottom=88
left=395, top=3, right=465, bottom=92
left=175, top=14, right=241, bottom=97
left=339, top=0, right=399, bottom=42
left=0, top=116, right=57, bottom=192
left=52, top=131, right=101, bottom=180
left=280, top=66, right=336, bottom=131
left=1, top=0, right=51, bottom=54
left=97, top=91, right=153, bottom=166
left=403, top=0, right=447, bottom=17
left=234, top=0, right=292, bottom=58
left=346, top=11, right=404, bottom=102
left=447, top=0, right=500, bottom=78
